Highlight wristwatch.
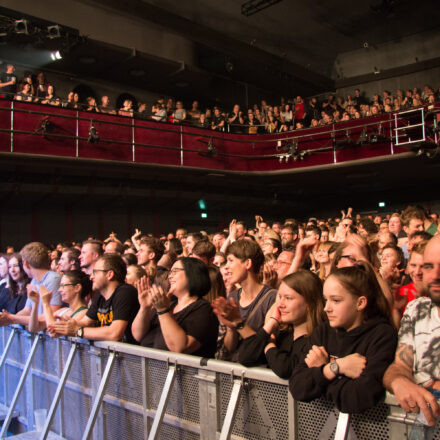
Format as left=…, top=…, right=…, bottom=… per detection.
left=235, top=320, right=246, bottom=330
left=330, top=359, right=339, bottom=376
left=76, top=327, right=84, bottom=338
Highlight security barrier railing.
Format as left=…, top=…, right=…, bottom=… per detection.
left=0, top=325, right=438, bottom=440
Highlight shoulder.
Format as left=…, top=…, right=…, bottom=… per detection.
left=114, top=283, right=138, bottom=299
left=404, top=297, right=432, bottom=320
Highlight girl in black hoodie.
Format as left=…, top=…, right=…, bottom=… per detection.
left=290, top=261, right=397, bottom=413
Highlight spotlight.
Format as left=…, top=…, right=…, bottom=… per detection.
left=47, top=25, right=61, bottom=39
left=50, top=50, right=62, bottom=61
left=35, top=116, right=54, bottom=134
left=14, top=19, right=29, bottom=35
left=88, top=122, right=99, bottom=143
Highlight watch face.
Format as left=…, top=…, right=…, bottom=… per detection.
left=330, top=361, right=339, bottom=375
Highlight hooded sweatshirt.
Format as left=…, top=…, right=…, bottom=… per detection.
left=289, top=316, right=397, bottom=413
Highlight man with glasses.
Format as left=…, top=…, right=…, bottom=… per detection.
left=49, top=254, right=139, bottom=343
left=280, top=224, right=297, bottom=250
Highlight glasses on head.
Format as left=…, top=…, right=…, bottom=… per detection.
left=169, top=268, right=185, bottom=276
left=92, top=269, right=110, bottom=275
left=60, top=283, right=76, bottom=288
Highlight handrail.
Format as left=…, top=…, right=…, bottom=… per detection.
left=0, top=326, right=439, bottom=440
left=0, top=99, right=437, bottom=172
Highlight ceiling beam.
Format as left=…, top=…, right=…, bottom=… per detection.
left=80, top=0, right=333, bottom=92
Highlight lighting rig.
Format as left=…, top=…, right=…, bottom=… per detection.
left=276, top=139, right=307, bottom=162
left=88, top=121, right=99, bottom=143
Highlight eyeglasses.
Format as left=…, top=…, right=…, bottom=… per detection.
left=92, top=269, right=110, bottom=275
left=340, top=255, right=357, bottom=264
left=169, top=268, right=185, bottom=275
left=60, top=283, right=76, bottom=288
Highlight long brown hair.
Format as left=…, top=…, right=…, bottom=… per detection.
left=281, top=269, right=326, bottom=334
left=329, top=261, right=392, bottom=324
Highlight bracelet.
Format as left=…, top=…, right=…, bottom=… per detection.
left=269, top=317, right=280, bottom=325
left=157, top=308, right=171, bottom=315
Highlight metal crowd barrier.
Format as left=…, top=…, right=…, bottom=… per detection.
left=0, top=325, right=438, bottom=440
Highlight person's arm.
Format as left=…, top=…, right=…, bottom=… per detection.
left=383, top=343, right=440, bottom=426
left=131, top=277, right=153, bottom=342
left=323, top=323, right=397, bottom=413
left=150, top=284, right=202, bottom=354
left=220, top=219, right=237, bottom=254
left=27, top=287, right=42, bottom=333
left=39, top=286, right=56, bottom=326
left=287, top=237, right=317, bottom=275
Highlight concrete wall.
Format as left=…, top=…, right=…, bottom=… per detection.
left=333, top=28, right=440, bottom=80
left=336, top=65, right=440, bottom=101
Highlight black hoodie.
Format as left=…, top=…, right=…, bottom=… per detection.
left=289, top=316, right=397, bottom=413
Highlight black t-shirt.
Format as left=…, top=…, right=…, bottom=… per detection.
left=141, top=298, right=219, bottom=358
left=86, top=283, right=139, bottom=344
left=0, top=285, right=27, bottom=314
left=1, top=72, right=17, bottom=97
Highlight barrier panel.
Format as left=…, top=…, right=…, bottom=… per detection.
left=0, top=100, right=424, bottom=173
left=0, top=326, right=439, bottom=439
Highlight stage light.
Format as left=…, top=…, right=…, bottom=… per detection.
left=88, top=122, right=99, bottom=143
left=14, top=19, right=29, bottom=35
left=50, top=50, right=62, bottom=61
left=201, top=213, right=208, bottom=219
left=47, top=25, right=61, bottom=39
left=198, top=199, right=206, bottom=210
left=378, top=202, right=385, bottom=208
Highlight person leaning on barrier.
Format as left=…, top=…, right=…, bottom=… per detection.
left=290, top=261, right=397, bottom=413
left=131, top=257, right=219, bottom=358
left=383, top=236, right=440, bottom=427
left=28, top=270, right=90, bottom=333
left=237, top=270, right=325, bottom=379
left=48, top=254, right=139, bottom=343
left=212, top=240, right=276, bottom=361
left=0, top=242, right=61, bottom=329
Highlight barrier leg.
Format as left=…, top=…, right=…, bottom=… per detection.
left=0, top=328, right=17, bottom=374
left=334, top=412, right=350, bottom=440
left=219, top=379, right=243, bottom=440
left=81, top=351, right=115, bottom=440
left=147, top=365, right=177, bottom=440
left=0, top=334, right=40, bottom=438
left=39, top=343, right=78, bottom=440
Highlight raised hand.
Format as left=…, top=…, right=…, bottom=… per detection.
left=136, top=276, right=153, bottom=309
left=150, top=284, right=170, bottom=313
left=39, top=285, right=52, bottom=305
left=27, top=284, right=39, bottom=303
left=229, top=219, right=237, bottom=240
left=212, top=297, right=242, bottom=328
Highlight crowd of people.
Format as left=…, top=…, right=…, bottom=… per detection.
left=1, top=63, right=439, bottom=135
left=0, top=204, right=439, bottom=435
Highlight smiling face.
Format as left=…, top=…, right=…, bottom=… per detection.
left=323, top=276, right=365, bottom=331
left=380, top=248, right=400, bottom=269
left=59, top=275, right=79, bottom=304
left=8, top=257, right=21, bottom=282
left=224, top=254, right=248, bottom=285
left=276, top=282, right=308, bottom=325
left=168, top=261, right=188, bottom=296
left=407, top=252, right=423, bottom=283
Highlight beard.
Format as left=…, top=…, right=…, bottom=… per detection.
left=426, top=281, right=440, bottom=306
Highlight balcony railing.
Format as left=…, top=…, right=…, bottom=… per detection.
left=0, top=100, right=437, bottom=173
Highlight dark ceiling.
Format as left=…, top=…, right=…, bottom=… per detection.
left=1, top=1, right=439, bottom=105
